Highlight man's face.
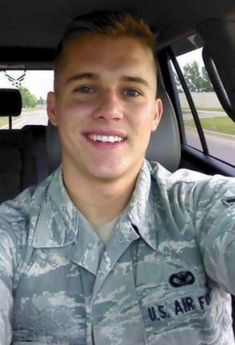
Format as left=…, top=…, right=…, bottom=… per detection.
left=48, top=34, right=162, bottom=183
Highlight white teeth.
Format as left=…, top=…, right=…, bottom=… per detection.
left=89, top=134, right=123, bottom=143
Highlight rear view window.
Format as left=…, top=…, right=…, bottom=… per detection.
left=0, top=70, right=53, bottom=129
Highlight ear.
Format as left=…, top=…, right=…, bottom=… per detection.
left=47, top=91, right=58, bottom=126
left=151, top=98, right=163, bottom=132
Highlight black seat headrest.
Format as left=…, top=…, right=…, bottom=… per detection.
left=0, top=89, right=22, bottom=116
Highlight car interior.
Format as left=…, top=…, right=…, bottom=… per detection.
left=0, top=0, right=235, bottom=332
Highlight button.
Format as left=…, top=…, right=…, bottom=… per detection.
left=119, top=238, right=124, bottom=243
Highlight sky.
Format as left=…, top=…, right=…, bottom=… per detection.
left=177, top=48, right=203, bottom=69
left=0, top=48, right=203, bottom=100
left=0, top=70, right=54, bottom=100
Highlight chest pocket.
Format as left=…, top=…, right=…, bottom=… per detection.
left=134, top=246, right=213, bottom=341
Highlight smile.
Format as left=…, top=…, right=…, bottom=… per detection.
left=88, top=134, right=125, bottom=143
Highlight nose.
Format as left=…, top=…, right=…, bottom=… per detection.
left=93, top=90, right=124, bottom=121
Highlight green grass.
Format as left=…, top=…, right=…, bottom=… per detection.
left=185, top=117, right=235, bottom=136
left=182, top=107, right=224, bottom=112
left=0, top=118, right=8, bottom=128
left=197, top=107, right=224, bottom=111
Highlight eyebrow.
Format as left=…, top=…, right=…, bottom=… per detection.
left=66, top=73, right=150, bottom=88
left=66, top=72, right=99, bottom=84
left=120, top=76, right=150, bottom=88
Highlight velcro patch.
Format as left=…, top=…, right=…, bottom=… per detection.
left=222, top=197, right=235, bottom=206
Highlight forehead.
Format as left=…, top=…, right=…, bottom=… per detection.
left=60, top=34, right=156, bottom=74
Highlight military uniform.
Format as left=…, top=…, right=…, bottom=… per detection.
left=0, top=160, right=235, bottom=344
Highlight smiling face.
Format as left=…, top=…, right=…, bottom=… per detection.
left=47, top=34, right=162, bottom=185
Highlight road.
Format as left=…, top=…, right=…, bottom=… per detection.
left=0, top=109, right=48, bottom=129
left=185, top=127, right=235, bottom=166
left=1, top=109, right=235, bottom=167
left=183, top=110, right=227, bottom=120
left=13, top=109, right=48, bottom=127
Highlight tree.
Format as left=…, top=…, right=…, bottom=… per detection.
left=182, top=61, right=214, bottom=92
left=201, top=66, right=214, bottom=92
left=183, top=61, right=203, bottom=92
left=37, top=97, right=45, bottom=106
left=19, top=86, right=37, bottom=108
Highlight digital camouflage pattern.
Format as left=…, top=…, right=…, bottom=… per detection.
left=0, top=160, right=235, bottom=345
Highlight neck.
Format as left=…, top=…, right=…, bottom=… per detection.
left=62, top=165, right=140, bottom=228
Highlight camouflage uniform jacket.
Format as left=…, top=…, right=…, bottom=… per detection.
left=0, top=160, right=235, bottom=345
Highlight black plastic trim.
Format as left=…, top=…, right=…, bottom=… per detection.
left=158, top=50, right=186, bottom=144
left=182, top=144, right=235, bottom=177
left=168, top=48, right=209, bottom=155
left=0, top=48, right=54, bottom=68
left=203, top=48, right=235, bottom=120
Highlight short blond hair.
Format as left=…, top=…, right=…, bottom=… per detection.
left=54, top=11, right=158, bottom=89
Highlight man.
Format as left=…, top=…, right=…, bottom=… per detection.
left=0, top=10, right=235, bottom=345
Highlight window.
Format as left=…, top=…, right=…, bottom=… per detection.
left=0, top=70, right=53, bottom=129
left=171, top=61, right=203, bottom=152
left=171, top=40, right=235, bottom=167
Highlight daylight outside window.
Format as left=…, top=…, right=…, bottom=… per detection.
left=174, top=47, right=235, bottom=166
left=0, top=70, right=53, bottom=130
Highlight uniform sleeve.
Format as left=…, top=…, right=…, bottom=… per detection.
left=194, top=176, right=235, bottom=295
left=0, top=222, right=17, bottom=345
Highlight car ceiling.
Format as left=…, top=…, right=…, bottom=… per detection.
left=0, top=0, right=234, bottom=65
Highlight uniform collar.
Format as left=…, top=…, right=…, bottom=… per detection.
left=32, top=160, right=158, bottom=250
left=32, top=167, right=79, bottom=248
left=126, top=160, right=157, bottom=250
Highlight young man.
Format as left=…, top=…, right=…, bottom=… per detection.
left=0, top=10, right=235, bottom=345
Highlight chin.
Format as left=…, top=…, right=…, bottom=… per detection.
left=91, top=170, right=125, bottom=181
left=88, top=160, right=142, bottom=183
left=88, top=163, right=129, bottom=181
